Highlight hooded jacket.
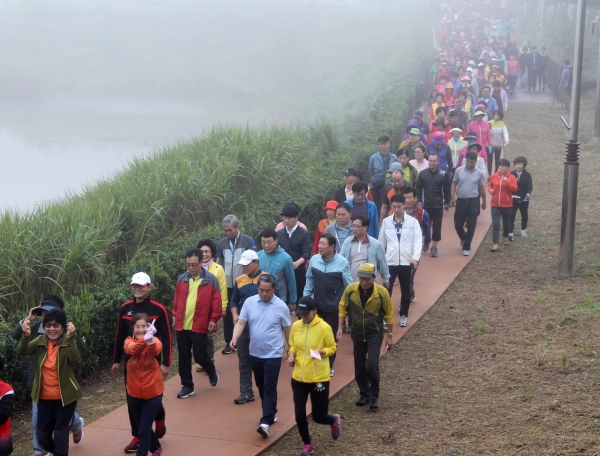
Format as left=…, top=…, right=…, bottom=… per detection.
left=466, top=119, right=492, bottom=149
left=304, top=253, right=353, bottom=313
left=258, top=246, right=297, bottom=304
left=124, top=336, right=164, bottom=400
left=488, top=171, right=518, bottom=208
left=426, top=143, right=454, bottom=173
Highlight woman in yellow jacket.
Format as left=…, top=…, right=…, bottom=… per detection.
left=287, top=297, right=340, bottom=456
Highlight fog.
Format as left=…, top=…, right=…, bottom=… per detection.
left=0, top=0, right=421, bottom=211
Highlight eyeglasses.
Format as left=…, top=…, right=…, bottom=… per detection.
left=351, top=224, right=364, bottom=229
left=186, top=262, right=200, bottom=268
left=44, top=323, right=61, bottom=329
left=200, top=250, right=212, bottom=255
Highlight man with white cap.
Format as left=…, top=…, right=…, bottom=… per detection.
left=112, top=272, right=172, bottom=452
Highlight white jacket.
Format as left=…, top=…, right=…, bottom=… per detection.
left=378, top=213, right=422, bottom=266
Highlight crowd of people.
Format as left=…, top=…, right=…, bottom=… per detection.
left=4, top=2, right=546, bottom=456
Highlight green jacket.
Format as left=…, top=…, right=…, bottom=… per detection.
left=17, top=334, right=82, bottom=406
left=339, top=282, right=394, bottom=342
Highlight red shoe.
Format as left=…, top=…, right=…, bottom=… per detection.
left=152, top=447, right=163, bottom=456
left=124, top=436, right=139, bottom=453
left=155, top=420, right=166, bottom=439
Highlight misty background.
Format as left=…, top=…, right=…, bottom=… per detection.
left=0, top=0, right=425, bottom=211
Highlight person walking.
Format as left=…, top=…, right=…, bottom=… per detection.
left=287, top=297, right=341, bottom=456
left=123, top=314, right=164, bottom=456
left=415, top=152, right=451, bottom=258
left=527, top=46, right=541, bottom=91
left=467, top=109, right=492, bottom=163
left=509, top=156, right=533, bottom=240
left=451, top=151, right=487, bottom=256
left=337, top=263, right=394, bottom=411
left=304, top=233, right=352, bottom=376
left=559, top=59, right=572, bottom=109
left=112, top=272, right=172, bottom=452
left=323, top=203, right=353, bottom=253
left=345, top=182, right=380, bottom=238
left=258, top=229, right=297, bottom=309
left=230, top=275, right=292, bottom=438
left=12, top=297, right=84, bottom=456
left=216, top=215, right=257, bottom=355
left=488, top=109, right=509, bottom=176
left=172, top=248, right=222, bottom=398
left=379, top=193, right=422, bottom=327
left=396, top=149, right=419, bottom=186
left=488, top=158, right=518, bottom=251
left=312, top=200, right=338, bottom=255
left=334, top=168, right=359, bottom=204
left=368, top=135, right=394, bottom=213
left=427, top=131, right=454, bottom=173
left=17, top=308, right=81, bottom=456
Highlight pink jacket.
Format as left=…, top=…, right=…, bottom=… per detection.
left=466, top=120, right=492, bottom=149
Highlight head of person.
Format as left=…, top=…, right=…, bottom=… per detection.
left=351, top=216, right=369, bottom=239
left=448, top=112, right=459, bottom=126
left=260, top=228, right=279, bottom=254
left=390, top=193, right=406, bottom=217
left=498, top=158, right=511, bottom=174
left=435, top=106, right=447, bottom=118
left=513, top=156, right=528, bottom=173
left=435, top=93, right=444, bottom=104
left=531, top=45, right=538, bottom=54
left=478, top=63, right=485, bottom=72
left=481, top=86, right=491, bottom=98
left=397, top=149, right=409, bottom=166
left=430, top=89, right=439, bottom=99
left=453, top=98, right=462, bottom=110
left=564, top=58, right=570, bottom=66
left=356, top=263, right=376, bottom=290
left=432, top=131, right=445, bottom=148
left=221, top=215, right=239, bottom=240
left=343, top=168, right=359, bottom=186
left=42, top=308, right=68, bottom=343
left=238, top=249, right=260, bottom=276
left=465, top=150, right=479, bottom=170
left=414, top=145, right=426, bottom=161
left=378, top=135, right=391, bottom=154
left=459, top=92, right=468, bottom=104
left=414, top=110, right=424, bottom=124
left=295, top=296, right=317, bottom=323
left=391, top=170, right=405, bottom=189
left=256, top=274, right=277, bottom=303
left=493, top=109, right=504, bottom=121
left=439, top=76, right=447, bottom=86
left=409, top=128, right=421, bottom=144
left=323, top=200, right=338, bottom=220
left=33, top=294, right=65, bottom=318
left=473, top=109, right=486, bottom=121
left=445, top=83, right=454, bottom=94
left=402, top=187, right=418, bottom=210
left=130, top=272, right=153, bottom=303
left=493, top=80, right=501, bottom=90
left=130, top=313, right=149, bottom=340
left=428, top=152, right=440, bottom=171
left=185, top=248, right=204, bottom=278
left=318, top=233, right=337, bottom=259
left=280, top=202, right=301, bottom=229
left=197, top=238, right=217, bottom=265
left=451, top=127, right=462, bottom=138
left=351, top=182, right=368, bottom=203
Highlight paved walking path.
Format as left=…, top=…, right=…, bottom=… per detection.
left=70, top=204, right=491, bottom=456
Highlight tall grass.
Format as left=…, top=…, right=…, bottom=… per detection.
left=0, top=123, right=325, bottom=313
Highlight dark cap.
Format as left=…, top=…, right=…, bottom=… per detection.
left=464, top=132, right=477, bottom=140
left=414, top=110, right=424, bottom=118
left=280, top=202, right=300, bottom=217
left=32, top=300, right=62, bottom=316
left=296, top=296, right=317, bottom=316
left=468, top=143, right=483, bottom=152
left=343, top=168, right=359, bottom=176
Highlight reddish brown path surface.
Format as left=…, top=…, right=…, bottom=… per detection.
left=71, top=206, right=491, bottom=456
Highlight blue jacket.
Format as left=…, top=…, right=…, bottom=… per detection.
left=257, top=246, right=297, bottom=304
left=345, top=198, right=380, bottom=238
left=340, top=235, right=390, bottom=282
left=304, top=253, right=353, bottom=313
left=368, top=151, right=394, bottom=189
left=323, top=222, right=352, bottom=253
left=477, top=96, right=499, bottom=118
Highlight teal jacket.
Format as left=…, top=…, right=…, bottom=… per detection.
left=18, top=334, right=82, bottom=406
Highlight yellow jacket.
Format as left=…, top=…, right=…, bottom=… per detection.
left=206, top=262, right=228, bottom=312
left=339, top=283, right=394, bottom=342
left=288, top=315, right=337, bottom=383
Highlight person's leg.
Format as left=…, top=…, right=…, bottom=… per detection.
left=352, top=339, right=369, bottom=399
left=294, top=268, right=307, bottom=303
left=260, top=358, right=281, bottom=425
left=317, top=311, right=338, bottom=367
left=223, top=287, right=234, bottom=346
left=386, top=265, right=400, bottom=298
left=176, top=330, right=194, bottom=389
left=520, top=201, right=529, bottom=230
left=237, top=331, right=254, bottom=397
left=309, top=381, right=335, bottom=426
left=154, top=402, right=165, bottom=424
left=126, top=395, right=143, bottom=454
left=207, top=333, right=215, bottom=359
left=51, top=401, right=77, bottom=456
left=501, top=207, right=511, bottom=240
left=371, top=186, right=383, bottom=214
left=291, top=378, right=312, bottom=445
left=36, top=399, right=56, bottom=455
left=509, top=203, right=519, bottom=234
left=250, top=356, right=265, bottom=403
left=463, top=198, right=479, bottom=250
left=454, top=199, right=468, bottom=242
left=135, top=394, right=163, bottom=455
left=398, top=265, right=412, bottom=318
left=487, top=149, right=493, bottom=175
left=69, top=411, right=83, bottom=435
left=365, top=340, right=382, bottom=400
left=410, top=265, right=417, bottom=299
left=493, top=148, right=502, bottom=173
left=427, top=208, right=443, bottom=246
left=32, top=399, right=46, bottom=454
left=491, top=207, right=501, bottom=245
left=191, top=332, right=216, bottom=376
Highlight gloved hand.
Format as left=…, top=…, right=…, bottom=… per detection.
left=144, top=319, right=157, bottom=345
left=487, top=146, right=492, bottom=154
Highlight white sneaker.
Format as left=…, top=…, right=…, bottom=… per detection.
left=257, top=423, right=270, bottom=438
left=521, top=230, right=527, bottom=237
left=463, top=250, right=470, bottom=256
left=508, top=232, right=514, bottom=241
left=330, top=368, right=334, bottom=377
left=400, top=316, right=407, bottom=327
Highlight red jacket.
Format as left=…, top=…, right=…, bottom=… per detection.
left=172, top=270, right=222, bottom=333
left=125, top=337, right=164, bottom=399
left=488, top=171, right=518, bottom=208
left=467, top=120, right=492, bottom=149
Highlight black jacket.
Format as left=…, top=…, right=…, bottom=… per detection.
left=511, top=169, right=533, bottom=199
left=12, top=320, right=42, bottom=388
left=334, top=186, right=349, bottom=204
left=277, top=227, right=312, bottom=266
left=415, top=167, right=451, bottom=209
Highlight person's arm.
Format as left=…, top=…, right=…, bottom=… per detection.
left=503, top=125, right=509, bottom=145
left=479, top=184, right=487, bottom=210
left=209, top=287, right=223, bottom=331
left=341, top=259, right=353, bottom=287
left=230, top=283, right=240, bottom=320
left=230, top=318, right=247, bottom=349
left=376, top=241, right=390, bottom=284
left=284, top=256, right=297, bottom=305
left=411, top=220, right=422, bottom=264
left=155, top=305, right=173, bottom=367
left=379, top=203, right=388, bottom=226
left=382, top=290, right=394, bottom=347
left=526, top=172, right=533, bottom=196
left=337, top=288, right=350, bottom=342
left=0, top=390, right=14, bottom=425
left=303, top=259, right=314, bottom=296
left=370, top=204, right=380, bottom=238
left=124, top=336, right=148, bottom=356
left=508, top=174, right=519, bottom=192
left=377, top=220, right=387, bottom=252
left=216, top=243, right=224, bottom=267
left=321, top=324, right=337, bottom=359
left=216, top=268, right=228, bottom=314
left=443, top=173, right=452, bottom=206
left=451, top=180, right=458, bottom=205
left=301, top=230, right=312, bottom=263
left=64, top=333, right=81, bottom=363
left=283, top=325, right=292, bottom=349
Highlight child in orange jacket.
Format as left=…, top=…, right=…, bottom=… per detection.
left=125, top=314, right=164, bottom=456
left=488, top=158, right=518, bottom=251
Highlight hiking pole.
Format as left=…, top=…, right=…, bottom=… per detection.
left=558, top=0, right=585, bottom=278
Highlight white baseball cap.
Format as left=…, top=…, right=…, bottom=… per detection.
left=238, top=250, right=259, bottom=266
left=130, top=272, right=152, bottom=286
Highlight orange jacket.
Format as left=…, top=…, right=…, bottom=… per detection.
left=124, top=336, right=164, bottom=399
left=313, top=219, right=333, bottom=255
left=488, top=171, right=518, bottom=208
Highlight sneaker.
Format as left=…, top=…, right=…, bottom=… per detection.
left=73, top=417, right=84, bottom=444
left=33, top=452, right=49, bottom=456
left=368, top=398, right=379, bottom=411
left=330, top=368, right=334, bottom=377
left=355, top=396, right=368, bottom=406
left=399, top=315, right=407, bottom=327
left=221, top=344, right=235, bottom=354
left=508, top=232, right=514, bottom=241
left=234, top=393, right=255, bottom=404
left=177, top=386, right=195, bottom=399
left=257, top=423, right=270, bottom=438
left=463, top=250, right=470, bottom=256
left=430, top=246, right=438, bottom=257
left=209, top=368, right=219, bottom=387
left=503, top=238, right=509, bottom=246
left=491, top=244, right=499, bottom=252
left=124, top=436, right=139, bottom=453
left=422, top=243, right=429, bottom=252
left=155, top=420, right=166, bottom=439
left=300, top=443, right=315, bottom=456
left=151, top=447, right=163, bottom=456
left=330, top=414, right=341, bottom=440
left=521, top=229, right=527, bottom=237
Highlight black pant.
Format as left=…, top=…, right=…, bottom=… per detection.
left=124, top=364, right=166, bottom=436
left=291, top=379, right=335, bottom=445
left=508, top=74, right=518, bottom=92
left=294, top=268, right=306, bottom=303
left=316, top=310, right=338, bottom=367
left=127, top=394, right=162, bottom=455
left=250, top=356, right=281, bottom=425
left=509, top=201, right=529, bottom=232
left=36, top=399, right=77, bottom=456
left=488, top=147, right=502, bottom=175
left=425, top=207, right=443, bottom=242
left=454, top=197, right=480, bottom=250
left=491, top=207, right=512, bottom=244
left=352, top=338, right=382, bottom=400
left=528, top=68, right=539, bottom=89
left=176, top=330, right=216, bottom=389
left=224, top=287, right=234, bottom=344
left=371, top=185, right=384, bottom=214
left=387, top=265, right=412, bottom=317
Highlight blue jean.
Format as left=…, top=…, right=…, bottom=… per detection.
left=33, top=399, right=83, bottom=454
left=250, top=356, right=281, bottom=425
left=127, top=394, right=162, bottom=456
